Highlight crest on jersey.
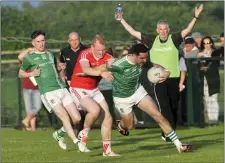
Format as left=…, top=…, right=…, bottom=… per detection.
left=41, top=55, right=47, bottom=60
left=50, top=99, right=55, bottom=104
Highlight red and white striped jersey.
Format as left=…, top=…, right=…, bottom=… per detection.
left=70, top=47, right=112, bottom=89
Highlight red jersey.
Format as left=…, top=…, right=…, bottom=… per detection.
left=22, top=69, right=39, bottom=90
left=70, top=48, right=112, bottom=89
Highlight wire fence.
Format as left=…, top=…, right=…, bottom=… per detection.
left=1, top=57, right=224, bottom=129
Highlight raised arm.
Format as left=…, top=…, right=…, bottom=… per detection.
left=115, top=13, right=141, bottom=40
left=18, top=48, right=34, bottom=62
left=181, top=4, right=204, bottom=38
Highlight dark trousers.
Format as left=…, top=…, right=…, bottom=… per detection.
left=152, top=78, right=180, bottom=136
left=178, top=80, right=187, bottom=125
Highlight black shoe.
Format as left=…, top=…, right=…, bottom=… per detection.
left=116, top=120, right=129, bottom=136
left=161, top=135, right=171, bottom=142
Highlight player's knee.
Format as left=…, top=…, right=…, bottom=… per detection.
left=91, top=108, right=100, bottom=119
left=60, top=113, right=71, bottom=124
left=153, top=112, right=164, bottom=123
left=71, top=114, right=81, bottom=125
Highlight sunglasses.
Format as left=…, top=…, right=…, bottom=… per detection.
left=203, top=42, right=211, bottom=45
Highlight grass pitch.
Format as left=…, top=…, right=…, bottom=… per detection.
left=2, top=124, right=224, bottom=163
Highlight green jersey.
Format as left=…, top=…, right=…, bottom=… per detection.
left=106, top=55, right=142, bottom=98
left=20, top=51, right=66, bottom=95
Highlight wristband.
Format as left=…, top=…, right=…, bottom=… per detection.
left=194, top=16, right=199, bottom=19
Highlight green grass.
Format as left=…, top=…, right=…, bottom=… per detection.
left=2, top=125, right=224, bottom=163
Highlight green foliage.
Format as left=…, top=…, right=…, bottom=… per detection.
left=1, top=1, right=224, bottom=50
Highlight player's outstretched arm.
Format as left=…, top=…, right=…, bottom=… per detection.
left=181, top=4, right=204, bottom=38
left=115, top=12, right=141, bottom=40
left=78, top=63, right=114, bottom=82
left=80, top=60, right=107, bottom=76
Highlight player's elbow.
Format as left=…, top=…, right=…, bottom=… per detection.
left=18, top=70, right=26, bottom=78
left=18, top=55, right=23, bottom=62
left=132, top=31, right=141, bottom=40
left=18, top=73, right=23, bottom=78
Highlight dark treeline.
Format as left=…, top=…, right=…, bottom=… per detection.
left=2, top=1, right=224, bottom=50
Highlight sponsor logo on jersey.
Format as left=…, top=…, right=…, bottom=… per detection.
left=34, top=57, right=40, bottom=60
left=41, top=55, right=47, bottom=60
left=66, top=58, right=70, bottom=61
left=39, top=61, right=54, bottom=67
left=153, top=46, right=172, bottom=52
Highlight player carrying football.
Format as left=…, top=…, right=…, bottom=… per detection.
left=78, top=43, right=192, bottom=153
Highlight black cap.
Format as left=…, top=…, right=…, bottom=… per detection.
left=128, top=43, right=149, bottom=54
left=184, top=37, right=195, bottom=44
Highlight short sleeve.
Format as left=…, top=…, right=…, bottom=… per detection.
left=20, top=56, right=31, bottom=71
left=179, top=57, right=187, bottom=71
left=171, top=32, right=183, bottom=50
left=141, top=33, right=156, bottom=49
left=59, top=50, right=65, bottom=63
left=106, top=59, right=123, bottom=72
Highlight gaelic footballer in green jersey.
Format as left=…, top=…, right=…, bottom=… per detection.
left=18, top=30, right=84, bottom=152
left=106, top=43, right=192, bottom=153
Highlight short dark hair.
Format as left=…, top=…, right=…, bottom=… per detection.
left=128, top=43, right=149, bottom=55
left=220, top=32, right=224, bottom=38
left=31, top=30, right=46, bottom=39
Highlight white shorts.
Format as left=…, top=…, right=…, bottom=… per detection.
left=69, top=87, right=105, bottom=110
left=113, top=85, right=147, bottom=115
left=41, top=88, right=74, bottom=113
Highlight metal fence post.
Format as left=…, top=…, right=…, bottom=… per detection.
left=17, top=76, right=23, bottom=129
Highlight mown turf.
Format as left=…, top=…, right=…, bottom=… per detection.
left=2, top=124, right=224, bottom=163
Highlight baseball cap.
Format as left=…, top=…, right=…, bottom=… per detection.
left=184, top=37, right=195, bottom=44
left=191, top=32, right=202, bottom=39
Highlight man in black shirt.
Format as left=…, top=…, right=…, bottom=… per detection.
left=59, top=32, right=87, bottom=137
left=212, top=32, right=224, bottom=57
left=115, top=4, right=203, bottom=142
left=59, top=32, right=87, bottom=86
